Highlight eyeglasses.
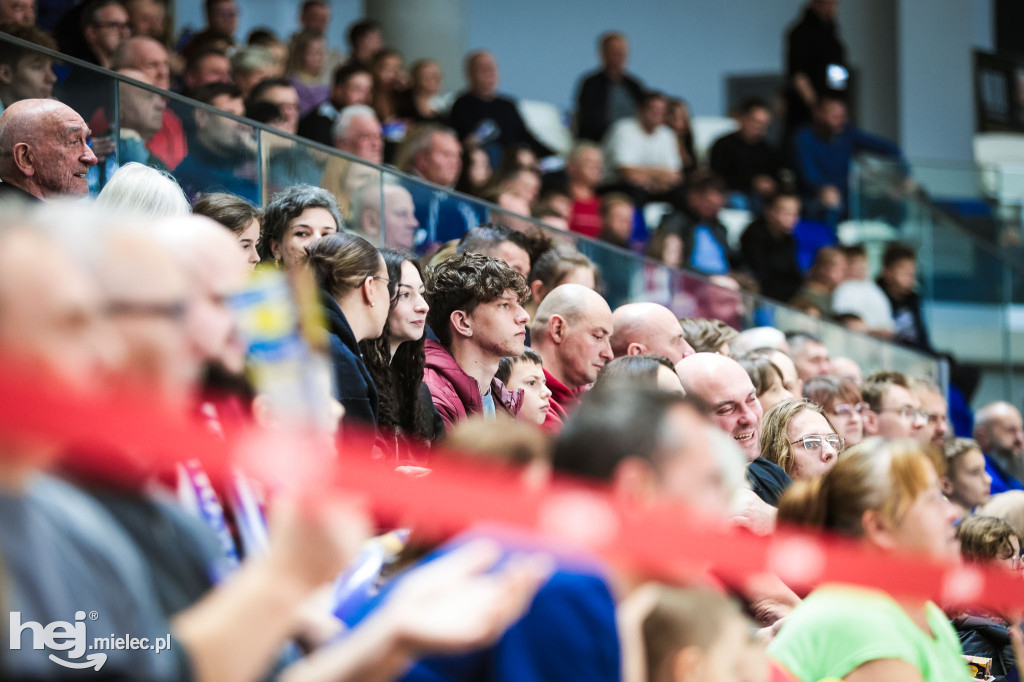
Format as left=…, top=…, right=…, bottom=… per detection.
left=93, top=20, right=131, bottom=32
left=106, top=300, right=188, bottom=321
left=790, top=434, right=845, bottom=451
left=879, top=405, right=927, bottom=422
left=832, top=402, right=869, bottom=417
left=922, top=411, right=949, bottom=426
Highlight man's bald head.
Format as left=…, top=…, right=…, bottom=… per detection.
left=676, top=352, right=763, bottom=461
left=531, top=283, right=614, bottom=388
left=94, top=227, right=197, bottom=405
left=0, top=99, right=97, bottom=199
left=610, top=302, right=694, bottom=364
left=0, top=217, right=112, bottom=394
left=975, top=401, right=1024, bottom=461
left=153, top=215, right=250, bottom=375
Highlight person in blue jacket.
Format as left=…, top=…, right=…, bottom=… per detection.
left=974, top=401, right=1024, bottom=495
left=338, top=387, right=745, bottom=682
left=792, top=93, right=906, bottom=227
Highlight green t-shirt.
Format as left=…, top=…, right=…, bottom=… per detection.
left=767, top=586, right=969, bottom=682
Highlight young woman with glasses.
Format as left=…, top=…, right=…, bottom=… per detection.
left=760, top=398, right=844, bottom=483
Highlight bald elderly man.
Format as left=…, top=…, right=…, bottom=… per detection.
left=610, top=302, right=694, bottom=364
left=0, top=99, right=98, bottom=201
left=677, top=352, right=793, bottom=506
left=530, top=283, right=614, bottom=431
left=975, top=401, right=1024, bottom=495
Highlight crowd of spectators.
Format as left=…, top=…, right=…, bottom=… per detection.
left=0, top=1, right=1019, bottom=681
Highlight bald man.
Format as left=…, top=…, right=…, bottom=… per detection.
left=116, top=69, right=168, bottom=168
left=975, top=401, right=1024, bottom=495
left=610, top=302, right=694, bottom=364
left=352, top=179, right=419, bottom=252
left=677, top=352, right=793, bottom=506
left=0, top=99, right=98, bottom=201
left=152, top=215, right=251, bottom=379
left=112, top=36, right=187, bottom=168
left=530, top=283, right=614, bottom=430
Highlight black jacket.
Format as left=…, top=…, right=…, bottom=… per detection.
left=877, top=277, right=934, bottom=354
left=447, top=92, right=553, bottom=158
left=0, top=180, right=41, bottom=204
left=953, top=614, right=1017, bottom=681
left=739, top=217, right=803, bottom=303
left=321, top=290, right=379, bottom=427
left=574, top=69, right=645, bottom=143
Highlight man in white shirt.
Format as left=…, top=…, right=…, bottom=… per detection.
left=831, top=244, right=894, bottom=337
left=602, top=90, right=685, bottom=209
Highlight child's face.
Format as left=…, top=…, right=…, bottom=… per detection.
left=506, top=361, right=551, bottom=426
left=688, top=614, right=768, bottom=682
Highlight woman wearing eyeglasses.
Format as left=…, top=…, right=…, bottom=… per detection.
left=804, top=374, right=866, bottom=447
left=768, top=439, right=970, bottom=681
left=760, top=399, right=843, bottom=482
left=307, top=232, right=390, bottom=427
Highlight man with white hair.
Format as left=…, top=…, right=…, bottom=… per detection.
left=332, top=104, right=383, bottom=165
left=610, top=302, right=694, bottom=364
left=0, top=99, right=98, bottom=201
left=975, top=401, right=1024, bottom=495
left=530, top=283, right=614, bottom=430
left=351, top=179, right=419, bottom=253
left=676, top=352, right=793, bottom=506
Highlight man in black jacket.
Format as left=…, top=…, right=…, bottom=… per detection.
left=877, top=242, right=934, bottom=353
left=297, top=63, right=373, bottom=147
left=447, top=50, right=552, bottom=168
left=739, top=192, right=804, bottom=302
left=709, top=97, right=783, bottom=211
left=784, top=0, right=847, bottom=141
left=573, top=32, right=645, bottom=143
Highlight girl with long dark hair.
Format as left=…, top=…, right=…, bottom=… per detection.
left=359, top=249, right=443, bottom=458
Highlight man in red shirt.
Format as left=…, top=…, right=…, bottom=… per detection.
left=529, top=283, right=614, bottom=431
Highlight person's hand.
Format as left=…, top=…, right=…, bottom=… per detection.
left=753, top=175, right=777, bottom=196
left=381, top=539, right=553, bottom=658
left=819, top=185, right=842, bottom=208
left=265, top=494, right=372, bottom=593
left=731, top=489, right=777, bottom=536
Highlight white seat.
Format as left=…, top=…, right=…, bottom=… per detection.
left=718, top=208, right=753, bottom=249
left=691, top=116, right=739, bottom=165
left=518, top=99, right=573, bottom=156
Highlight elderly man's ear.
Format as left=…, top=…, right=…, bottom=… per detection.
left=11, top=143, right=35, bottom=176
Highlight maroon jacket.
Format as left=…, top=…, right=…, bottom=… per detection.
left=423, top=340, right=523, bottom=429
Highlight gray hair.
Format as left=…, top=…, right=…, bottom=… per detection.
left=331, top=104, right=378, bottom=144
left=96, top=163, right=190, bottom=219
left=259, top=184, right=344, bottom=261
left=230, top=45, right=278, bottom=75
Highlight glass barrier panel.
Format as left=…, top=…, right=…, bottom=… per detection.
left=43, top=51, right=118, bottom=196
left=165, top=99, right=260, bottom=207
left=0, top=32, right=945, bottom=389
left=257, top=127, right=330, bottom=203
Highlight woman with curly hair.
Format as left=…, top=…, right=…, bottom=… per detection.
left=359, top=249, right=443, bottom=456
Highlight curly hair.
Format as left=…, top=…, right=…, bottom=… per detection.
left=359, top=249, right=432, bottom=443
left=260, top=184, right=345, bottom=263
left=425, top=252, right=529, bottom=348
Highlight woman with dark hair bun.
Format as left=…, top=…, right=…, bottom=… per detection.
left=306, top=232, right=389, bottom=426
left=359, top=249, right=444, bottom=455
